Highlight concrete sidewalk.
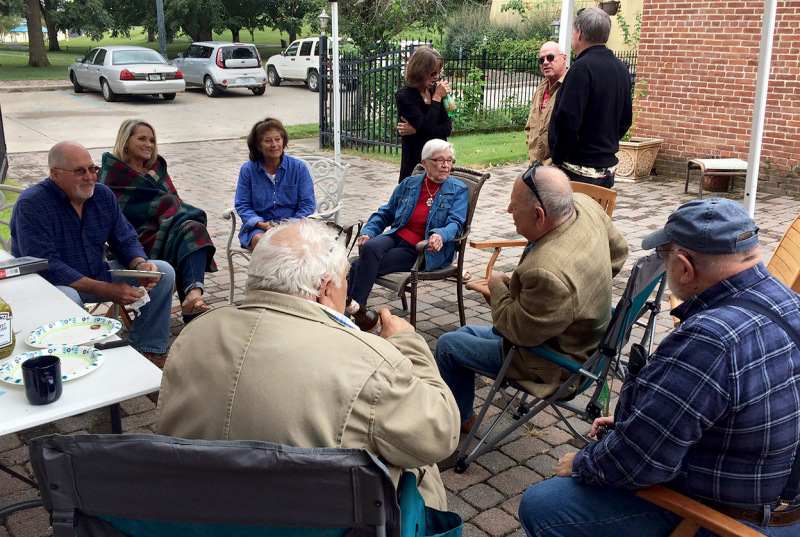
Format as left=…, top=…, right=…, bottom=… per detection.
left=2, top=138, right=798, bottom=536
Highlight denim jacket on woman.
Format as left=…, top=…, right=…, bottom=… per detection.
left=361, top=172, right=469, bottom=271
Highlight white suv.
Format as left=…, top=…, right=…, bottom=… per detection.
left=172, top=42, right=267, bottom=97
left=266, top=37, right=328, bottom=92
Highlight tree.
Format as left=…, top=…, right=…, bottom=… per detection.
left=40, top=0, right=63, bottom=51
left=265, top=0, right=322, bottom=44
left=1, top=0, right=25, bottom=37
left=166, top=0, right=225, bottom=42
left=24, top=0, right=50, bottom=67
left=221, top=0, right=269, bottom=42
left=60, top=0, right=113, bottom=41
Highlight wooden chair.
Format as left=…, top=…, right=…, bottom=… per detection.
left=223, top=156, right=351, bottom=304
left=636, top=486, right=765, bottom=537
left=670, top=209, right=800, bottom=327
left=367, top=166, right=490, bottom=327
left=465, top=182, right=617, bottom=300
left=0, top=184, right=24, bottom=252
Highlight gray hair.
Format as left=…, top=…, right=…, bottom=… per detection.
left=421, top=139, right=455, bottom=160
left=246, top=219, right=349, bottom=298
left=524, top=166, right=573, bottom=218
left=48, top=141, right=87, bottom=168
left=574, top=7, right=611, bottom=44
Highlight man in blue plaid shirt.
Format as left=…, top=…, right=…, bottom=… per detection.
left=519, top=198, right=800, bottom=536
left=11, top=142, right=175, bottom=367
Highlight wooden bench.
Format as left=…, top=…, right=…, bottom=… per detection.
left=685, top=158, right=748, bottom=199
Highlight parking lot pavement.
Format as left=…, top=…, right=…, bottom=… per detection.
left=0, top=82, right=319, bottom=154
left=2, top=138, right=799, bottom=536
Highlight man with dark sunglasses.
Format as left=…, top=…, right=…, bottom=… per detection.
left=525, top=42, right=568, bottom=166
left=435, top=165, right=628, bottom=434
left=548, top=7, right=632, bottom=188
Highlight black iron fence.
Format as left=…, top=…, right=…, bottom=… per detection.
left=0, top=102, right=7, bottom=182
left=319, top=45, right=637, bottom=154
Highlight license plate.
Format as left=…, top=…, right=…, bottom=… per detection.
left=148, top=74, right=162, bottom=81
left=238, top=78, right=255, bottom=85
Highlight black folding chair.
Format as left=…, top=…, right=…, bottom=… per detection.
left=455, top=252, right=667, bottom=473
left=29, top=434, right=400, bottom=537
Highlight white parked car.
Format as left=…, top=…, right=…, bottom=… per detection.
left=172, top=42, right=267, bottom=97
left=266, top=37, right=329, bottom=92
left=68, top=46, right=185, bottom=102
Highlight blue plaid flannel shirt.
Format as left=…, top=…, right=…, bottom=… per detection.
left=10, top=178, right=146, bottom=287
left=573, top=263, right=800, bottom=507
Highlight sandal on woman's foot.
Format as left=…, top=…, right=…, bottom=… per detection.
left=181, top=297, right=212, bottom=324
left=462, top=270, right=472, bottom=282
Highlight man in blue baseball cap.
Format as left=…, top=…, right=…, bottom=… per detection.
left=519, top=198, right=800, bottom=536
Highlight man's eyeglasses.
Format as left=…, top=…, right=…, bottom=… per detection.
left=54, top=165, right=100, bottom=176
left=655, top=246, right=671, bottom=259
left=429, top=158, right=455, bottom=166
left=538, top=54, right=557, bottom=64
left=521, top=162, right=546, bottom=216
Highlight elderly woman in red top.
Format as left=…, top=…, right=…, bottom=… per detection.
left=348, top=139, right=468, bottom=307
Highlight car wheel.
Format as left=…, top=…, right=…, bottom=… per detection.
left=162, top=93, right=177, bottom=101
left=267, top=67, right=281, bottom=87
left=308, top=70, right=319, bottom=93
left=101, top=79, right=117, bottom=102
left=204, top=76, right=220, bottom=97
left=70, top=72, right=84, bottom=93
left=251, top=86, right=266, bottom=96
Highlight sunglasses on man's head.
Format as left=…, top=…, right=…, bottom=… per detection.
left=521, top=162, right=547, bottom=216
left=538, top=54, right=557, bottom=64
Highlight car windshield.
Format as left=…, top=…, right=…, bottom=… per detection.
left=112, top=50, right=167, bottom=66
left=220, top=46, right=257, bottom=61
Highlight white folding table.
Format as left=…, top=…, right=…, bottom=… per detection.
left=0, top=253, right=163, bottom=517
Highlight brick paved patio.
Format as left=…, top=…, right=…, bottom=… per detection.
left=2, top=138, right=797, bottom=536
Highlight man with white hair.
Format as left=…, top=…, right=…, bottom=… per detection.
left=525, top=41, right=568, bottom=166
left=548, top=7, right=632, bottom=187
left=156, top=219, right=460, bottom=509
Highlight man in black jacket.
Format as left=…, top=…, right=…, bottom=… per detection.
left=548, top=7, right=632, bottom=188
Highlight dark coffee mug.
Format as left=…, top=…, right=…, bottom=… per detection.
left=22, top=355, right=63, bottom=405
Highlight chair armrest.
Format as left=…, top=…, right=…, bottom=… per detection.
left=669, top=293, right=683, bottom=328
left=222, top=207, right=239, bottom=252
left=222, top=207, right=236, bottom=220
left=635, top=486, right=765, bottom=537
left=469, top=239, right=528, bottom=249
left=468, top=239, right=527, bottom=281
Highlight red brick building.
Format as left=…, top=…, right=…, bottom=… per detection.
left=635, top=0, right=800, bottom=195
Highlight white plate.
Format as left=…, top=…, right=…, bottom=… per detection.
left=0, top=345, right=105, bottom=385
left=26, top=316, right=122, bottom=348
left=109, top=269, right=164, bottom=279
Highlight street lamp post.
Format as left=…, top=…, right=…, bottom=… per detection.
left=318, top=9, right=330, bottom=149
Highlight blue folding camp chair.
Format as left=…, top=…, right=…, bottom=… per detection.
left=454, top=252, right=667, bottom=473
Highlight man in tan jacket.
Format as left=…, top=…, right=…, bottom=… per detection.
left=435, top=165, right=628, bottom=432
left=524, top=42, right=568, bottom=166
left=156, top=219, right=460, bottom=509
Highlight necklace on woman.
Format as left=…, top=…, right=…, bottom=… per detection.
left=424, top=178, right=440, bottom=207
left=420, top=90, right=430, bottom=104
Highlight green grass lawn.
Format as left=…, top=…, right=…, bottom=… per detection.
left=0, top=25, right=309, bottom=81
left=321, top=130, right=526, bottom=170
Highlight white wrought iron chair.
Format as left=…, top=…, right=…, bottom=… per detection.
left=223, top=156, right=351, bottom=304
left=0, top=184, right=24, bottom=252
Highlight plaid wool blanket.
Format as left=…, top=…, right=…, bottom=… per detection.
left=99, top=153, right=217, bottom=273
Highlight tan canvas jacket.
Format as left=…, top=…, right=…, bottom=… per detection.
left=489, top=194, right=629, bottom=398
left=156, top=291, right=459, bottom=509
left=524, top=71, right=567, bottom=166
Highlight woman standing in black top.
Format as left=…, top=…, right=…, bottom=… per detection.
left=396, top=46, right=453, bottom=183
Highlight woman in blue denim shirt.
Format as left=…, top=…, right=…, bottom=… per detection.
left=235, top=118, right=316, bottom=250
left=348, top=139, right=468, bottom=306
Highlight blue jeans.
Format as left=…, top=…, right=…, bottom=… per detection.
left=176, top=250, right=207, bottom=303
left=347, top=234, right=418, bottom=306
left=434, top=325, right=504, bottom=425
left=519, top=477, right=799, bottom=537
left=57, top=259, right=175, bottom=355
